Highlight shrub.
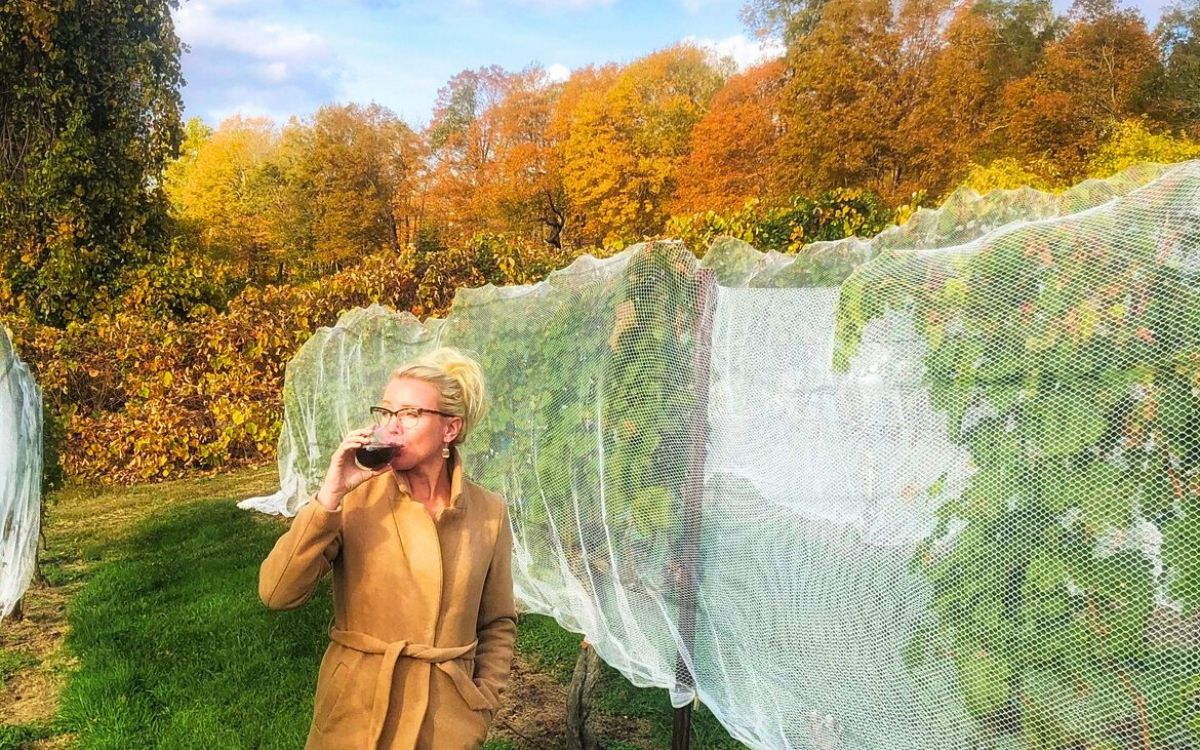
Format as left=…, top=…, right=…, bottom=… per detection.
left=666, top=188, right=900, bottom=255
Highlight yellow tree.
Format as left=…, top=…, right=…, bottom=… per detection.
left=257, top=103, right=421, bottom=275
left=263, top=118, right=318, bottom=276
left=164, top=115, right=281, bottom=280
left=546, top=64, right=621, bottom=246
left=1087, top=116, right=1200, bottom=175
left=561, top=45, right=726, bottom=246
left=671, top=59, right=787, bottom=214
left=303, top=103, right=419, bottom=267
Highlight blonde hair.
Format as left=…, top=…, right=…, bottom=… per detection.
left=389, top=347, right=488, bottom=444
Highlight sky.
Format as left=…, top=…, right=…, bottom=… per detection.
left=173, top=0, right=1179, bottom=129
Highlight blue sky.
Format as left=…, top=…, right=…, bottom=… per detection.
left=174, top=0, right=1178, bottom=129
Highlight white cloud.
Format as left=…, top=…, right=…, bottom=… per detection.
left=685, top=33, right=785, bottom=71
left=545, top=63, right=571, bottom=82
left=175, top=2, right=330, bottom=62
left=261, top=62, right=289, bottom=84
left=174, top=1, right=345, bottom=124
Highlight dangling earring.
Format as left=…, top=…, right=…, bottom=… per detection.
left=442, top=442, right=451, bottom=459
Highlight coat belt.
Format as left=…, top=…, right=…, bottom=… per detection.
left=329, top=628, right=492, bottom=749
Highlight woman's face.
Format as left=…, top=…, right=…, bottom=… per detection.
left=377, top=377, right=462, bottom=471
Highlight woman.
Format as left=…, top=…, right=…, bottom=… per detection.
left=258, top=347, right=516, bottom=750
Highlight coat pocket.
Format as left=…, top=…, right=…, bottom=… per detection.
left=463, top=677, right=495, bottom=709
left=441, top=656, right=497, bottom=712
left=460, top=657, right=492, bottom=705
left=313, top=659, right=352, bottom=729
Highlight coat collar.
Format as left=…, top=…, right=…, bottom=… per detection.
left=388, top=444, right=467, bottom=517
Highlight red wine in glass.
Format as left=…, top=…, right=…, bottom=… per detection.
left=354, top=443, right=397, bottom=471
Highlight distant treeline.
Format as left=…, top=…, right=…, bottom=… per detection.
left=1, top=0, right=1199, bottom=484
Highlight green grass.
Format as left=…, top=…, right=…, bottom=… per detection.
left=0, top=466, right=746, bottom=749
left=56, top=499, right=331, bottom=749
left=0, top=723, right=57, bottom=749
left=0, top=649, right=38, bottom=690
left=591, top=659, right=745, bottom=749
left=513, top=612, right=582, bottom=683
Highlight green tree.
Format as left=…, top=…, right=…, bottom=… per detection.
left=740, top=0, right=830, bottom=44
left=168, top=117, right=215, bottom=190
left=973, top=0, right=1063, bottom=85
left=0, top=0, right=184, bottom=326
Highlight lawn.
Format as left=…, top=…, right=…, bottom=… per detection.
left=0, top=465, right=744, bottom=749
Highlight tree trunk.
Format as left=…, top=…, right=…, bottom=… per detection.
left=388, top=210, right=401, bottom=252
left=566, top=640, right=602, bottom=750
left=543, top=189, right=565, bottom=250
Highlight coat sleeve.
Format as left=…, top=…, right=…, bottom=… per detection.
left=258, top=495, right=343, bottom=611
left=472, top=500, right=517, bottom=709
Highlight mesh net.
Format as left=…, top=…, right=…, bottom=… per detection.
left=243, top=161, right=1200, bottom=750
left=0, top=326, right=43, bottom=621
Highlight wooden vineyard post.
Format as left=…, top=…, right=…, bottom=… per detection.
left=567, top=640, right=603, bottom=750
left=672, top=268, right=717, bottom=750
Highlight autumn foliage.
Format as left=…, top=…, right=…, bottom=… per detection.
left=4, top=0, right=1200, bottom=483
left=671, top=59, right=786, bottom=214
left=2, top=236, right=570, bottom=483
left=135, top=0, right=1200, bottom=265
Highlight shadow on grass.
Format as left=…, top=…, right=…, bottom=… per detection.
left=514, top=613, right=745, bottom=750
left=592, top=664, right=747, bottom=750
left=56, top=499, right=330, bottom=749
left=42, top=486, right=745, bottom=749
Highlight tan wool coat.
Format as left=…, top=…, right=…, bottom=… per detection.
left=258, top=448, right=517, bottom=750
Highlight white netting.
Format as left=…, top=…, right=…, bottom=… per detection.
left=245, top=161, right=1200, bottom=749
left=0, top=325, right=43, bottom=621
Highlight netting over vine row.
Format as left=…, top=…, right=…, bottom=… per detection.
left=244, top=161, right=1200, bottom=750
left=0, top=326, right=43, bottom=621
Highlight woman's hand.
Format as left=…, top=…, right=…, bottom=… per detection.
left=316, top=427, right=391, bottom=510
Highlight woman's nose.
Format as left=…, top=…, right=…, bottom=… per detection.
left=383, top=419, right=405, bottom=439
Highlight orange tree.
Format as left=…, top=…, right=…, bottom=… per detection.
left=671, top=59, right=787, bottom=215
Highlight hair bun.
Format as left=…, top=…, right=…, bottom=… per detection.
left=390, top=347, right=488, bottom=444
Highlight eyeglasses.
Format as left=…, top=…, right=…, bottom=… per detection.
left=369, top=405, right=453, bottom=429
